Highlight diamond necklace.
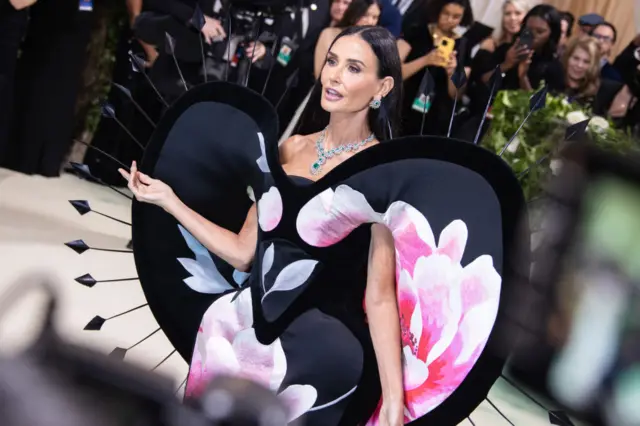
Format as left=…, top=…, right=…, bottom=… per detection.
left=310, top=127, right=375, bottom=176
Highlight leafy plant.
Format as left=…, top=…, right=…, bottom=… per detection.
left=484, top=89, right=638, bottom=200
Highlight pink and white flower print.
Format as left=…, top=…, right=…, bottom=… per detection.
left=186, top=289, right=318, bottom=422
left=258, top=186, right=283, bottom=232
left=296, top=185, right=501, bottom=424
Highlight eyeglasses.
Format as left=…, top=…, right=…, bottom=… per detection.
left=592, top=34, right=614, bottom=43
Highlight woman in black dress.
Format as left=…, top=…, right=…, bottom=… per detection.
left=397, top=0, right=474, bottom=136
left=116, top=24, right=522, bottom=426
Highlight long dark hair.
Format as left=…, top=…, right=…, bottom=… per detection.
left=337, top=0, right=381, bottom=28
left=426, top=0, right=474, bottom=28
left=521, top=4, right=562, bottom=60
left=296, top=26, right=403, bottom=141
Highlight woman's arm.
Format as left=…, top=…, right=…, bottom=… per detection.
left=366, top=224, right=403, bottom=423
left=165, top=199, right=257, bottom=272
left=120, top=162, right=257, bottom=272
left=9, top=0, right=37, bottom=9
left=397, top=39, right=412, bottom=63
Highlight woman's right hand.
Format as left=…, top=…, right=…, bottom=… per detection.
left=423, top=49, right=446, bottom=68
left=118, top=161, right=176, bottom=211
left=503, top=38, right=530, bottom=71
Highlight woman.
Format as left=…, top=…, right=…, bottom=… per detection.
left=476, top=4, right=564, bottom=93
left=398, top=0, right=474, bottom=136
left=562, top=36, right=602, bottom=104
left=477, top=0, right=529, bottom=53
left=121, top=26, right=405, bottom=425
left=314, top=0, right=383, bottom=78
left=562, top=36, right=626, bottom=118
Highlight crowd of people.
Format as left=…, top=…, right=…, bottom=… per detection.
left=1, top=0, right=639, bottom=180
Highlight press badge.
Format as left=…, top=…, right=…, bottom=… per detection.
left=277, top=37, right=295, bottom=67
left=78, top=0, right=93, bottom=11
left=412, top=93, right=431, bottom=113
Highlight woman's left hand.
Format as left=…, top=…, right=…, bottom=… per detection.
left=445, top=51, right=458, bottom=77
left=379, top=401, right=404, bottom=426
left=518, top=51, right=533, bottom=79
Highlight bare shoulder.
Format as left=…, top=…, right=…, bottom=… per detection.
left=479, top=37, right=496, bottom=52
left=279, top=133, right=318, bottom=164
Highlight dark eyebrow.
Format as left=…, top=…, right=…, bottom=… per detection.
left=326, top=51, right=367, bottom=67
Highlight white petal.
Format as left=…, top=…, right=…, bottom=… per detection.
left=278, top=384, right=319, bottom=422
left=297, top=185, right=383, bottom=247
left=437, top=220, right=468, bottom=263
left=204, top=335, right=241, bottom=376
left=403, top=346, right=429, bottom=389
left=256, top=132, right=270, bottom=173
left=258, top=187, right=283, bottom=232
left=261, top=243, right=275, bottom=291
left=384, top=201, right=436, bottom=249
left=262, top=259, right=319, bottom=301
left=233, top=269, right=250, bottom=285
left=178, top=225, right=233, bottom=294
left=178, top=258, right=234, bottom=294
left=270, top=338, right=288, bottom=391
left=454, top=300, right=498, bottom=365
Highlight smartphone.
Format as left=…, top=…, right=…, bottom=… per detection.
left=518, top=28, right=533, bottom=51
left=436, top=36, right=455, bottom=65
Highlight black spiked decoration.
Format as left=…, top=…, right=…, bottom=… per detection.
left=275, top=68, right=299, bottom=110
left=100, top=101, right=145, bottom=150
left=165, top=32, right=188, bottom=91
left=64, top=239, right=134, bottom=255
left=418, top=68, right=435, bottom=136
left=151, top=349, right=177, bottom=371
left=83, top=303, right=148, bottom=331
left=108, top=327, right=161, bottom=360
left=112, top=82, right=156, bottom=128
left=500, top=375, right=572, bottom=426
left=564, top=118, right=591, bottom=142
left=244, top=16, right=263, bottom=87
left=68, top=199, right=132, bottom=226
left=549, top=410, right=575, bottom=426
left=485, top=398, right=515, bottom=426
left=128, top=51, right=169, bottom=107
left=499, top=85, right=548, bottom=157
left=474, top=66, right=503, bottom=145
left=65, top=239, right=90, bottom=255
left=74, top=139, right=130, bottom=170
left=447, top=66, right=468, bottom=137
left=190, top=4, right=207, bottom=83
left=261, top=35, right=280, bottom=96
left=69, top=162, right=133, bottom=200
left=69, top=200, right=90, bottom=215
left=75, top=273, right=138, bottom=288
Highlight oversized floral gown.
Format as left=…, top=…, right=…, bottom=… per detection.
left=130, top=83, right=524, bottom=426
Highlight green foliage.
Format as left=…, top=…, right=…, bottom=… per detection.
left=484, top=89, right=638, bottom=200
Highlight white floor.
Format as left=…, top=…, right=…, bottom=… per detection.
left=0, top=167, right=578, bottom=425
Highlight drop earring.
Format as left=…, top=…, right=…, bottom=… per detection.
left=369, top=98, right=381, bottom=109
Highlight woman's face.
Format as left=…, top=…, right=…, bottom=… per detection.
left=356, top=3, right=381, bottom=26
left=526, top=16, right=552, bottom=50
left=320, top=34, right=392, bottom=114
left=503, top=2, right=525, bottom=36
left=437, top=3, right=465, bottom=34
left=330, top=0, right=351, bottom=23
left=567, top=46, right=592, bottom=81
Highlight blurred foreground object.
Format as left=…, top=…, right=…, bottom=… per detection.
left=0, top=273, right=290, bottom=426
left=509, top=142, right=640, bottom=426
